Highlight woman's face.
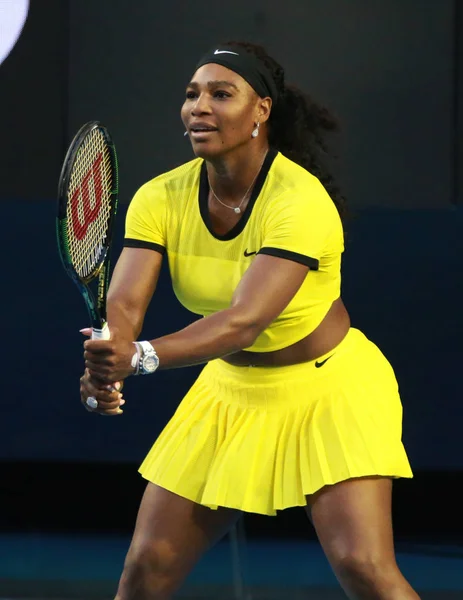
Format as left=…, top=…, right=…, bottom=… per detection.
left=181, top=63, right=265, bottom=159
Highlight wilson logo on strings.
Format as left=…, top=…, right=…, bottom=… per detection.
left=70, top=153, right=104, bottom=240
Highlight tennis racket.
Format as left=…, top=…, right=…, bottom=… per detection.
left=56, top=121, right=119, bottom=342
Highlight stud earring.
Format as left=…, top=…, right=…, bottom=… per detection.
left=251, top=122, right=260, bottom=138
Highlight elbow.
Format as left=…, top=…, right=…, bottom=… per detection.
left=238, top=328, right=260, bottom=350
left=227, top=309, right=264, bottom=350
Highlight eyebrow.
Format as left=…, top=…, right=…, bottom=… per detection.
left=187, top=80, right=240, bottom=91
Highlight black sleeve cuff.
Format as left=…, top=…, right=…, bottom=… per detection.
left=124, top=238, right=166, bottom=255
left=258, top=247, right=319, bottom=270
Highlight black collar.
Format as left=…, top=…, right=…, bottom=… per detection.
left=199, top=148, right=278, bottom=241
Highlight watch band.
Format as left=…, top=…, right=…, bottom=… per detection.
left=131, top=342, right=142, bottom=376
left=138, top=340, right=156, bottom=355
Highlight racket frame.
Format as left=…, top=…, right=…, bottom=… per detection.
left=56, top=121, right=119, bottom=334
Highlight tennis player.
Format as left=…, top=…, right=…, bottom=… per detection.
left=81, top=42, right=419, bottom=599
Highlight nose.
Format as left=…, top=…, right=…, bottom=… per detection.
left=191, top=93, right=212, bottom=116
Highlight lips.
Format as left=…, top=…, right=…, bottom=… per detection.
left=189, top=122, right=218, bottom=133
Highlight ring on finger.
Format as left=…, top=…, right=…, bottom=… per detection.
left=86, top=397, right=98, bottom=409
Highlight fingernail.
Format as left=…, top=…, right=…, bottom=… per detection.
left=117, top=409, right=123, bottom=415
left=115, top=382, right=121, bottom=391
left=119, top=399, right=125, bottom=406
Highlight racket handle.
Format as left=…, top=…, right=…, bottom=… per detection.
left=92, top=322, right=110, bottom=340
left=90, top=322, right=118, bottom=394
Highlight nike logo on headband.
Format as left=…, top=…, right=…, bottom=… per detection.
left=214, top=49, right=239, bottom=55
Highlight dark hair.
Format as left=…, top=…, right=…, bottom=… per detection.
left=225, top=41, right=348, bottom=226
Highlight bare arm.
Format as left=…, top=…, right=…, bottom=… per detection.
left=149, top=254, right=309, bottom=369
left=106, top=247, right=163, bottom=340
left=84, top=252, right=309, bottom=383
left=80, top=246, right=163, bottom=413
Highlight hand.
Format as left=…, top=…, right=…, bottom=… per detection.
left=80, top=368, right=125, bottom=415
left=81, top=327, right=136, bottom=384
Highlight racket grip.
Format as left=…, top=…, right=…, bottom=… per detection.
left=91, top=322, right=110, bottom=340
left=90, top=322, right=118, bottom=393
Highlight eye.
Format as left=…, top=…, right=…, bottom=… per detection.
left=185, top=90, right=197, bottom=99
left=214, top=91, right=231, bottom=99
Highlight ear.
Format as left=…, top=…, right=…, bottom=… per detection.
left=256, top=97, right=272, bottom=124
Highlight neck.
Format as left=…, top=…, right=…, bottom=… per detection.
left=206, top=143, right=269, bottom=201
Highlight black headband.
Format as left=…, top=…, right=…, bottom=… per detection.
left=194, top=45, right=278, bottom=103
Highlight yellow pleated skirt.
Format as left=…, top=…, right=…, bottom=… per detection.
left=139, top=328, right=413, bottom=515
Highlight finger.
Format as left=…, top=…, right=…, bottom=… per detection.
left=85, top=406, right=124, bottom=417
left=92, top=395, right=125, bottom=410
left=84, top=351, right=113, bottom=366
left=85, top=364, right=113, bottom=383
left=94, top=382, right=118, bottom=394
left=81, top=374, right=116, bottom=398
left=86, top=371, right=117, bottom=390
left=85, top=360, right=110, bottom=376
left=98, top=398, right=126, bottom=414
left=82, top=397, right=125, bottom=413
left=90, top=396, right=126, bottom=414
left=88, top=368, right=126, bottom=387
left=85, top=364, right=120, bottom=386
left=80, top=389, right=122, bottom=414
left=80, top=384, right=123, bottom=407
left=84, top=340, right=114, bottom=354
left=98, top=408, right=124, bottom=416
left=88, top=381, right=117, bottom=394
left=80, top=370, right=124, bottom=413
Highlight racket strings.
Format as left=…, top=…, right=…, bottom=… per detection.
left=66, top=129, right=114, bottom=279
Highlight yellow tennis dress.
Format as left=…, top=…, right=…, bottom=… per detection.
left=124, top=150, right=413, bottom=515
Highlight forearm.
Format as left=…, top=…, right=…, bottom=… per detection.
left=149, top=308, right=258, bottom=370
left=107, top=300, right=144, bottom=342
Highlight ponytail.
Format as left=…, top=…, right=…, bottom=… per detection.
left=225, top=41, right=348, bottom=227
left=270, top=85, right=348, bottom=224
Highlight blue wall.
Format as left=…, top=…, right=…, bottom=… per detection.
left=2, top=200, right=462, bottom=470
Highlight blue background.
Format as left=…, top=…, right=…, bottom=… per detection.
left=2, top=201, right=462, bottom=469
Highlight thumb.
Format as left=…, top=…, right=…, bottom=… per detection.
left=79, top=328, right=92, bottom=337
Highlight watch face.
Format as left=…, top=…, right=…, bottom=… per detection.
left=143, top=355, right=158, bottom=373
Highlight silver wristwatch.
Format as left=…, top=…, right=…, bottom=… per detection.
left=131, top=341, right=159, bottom=375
